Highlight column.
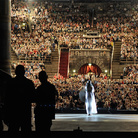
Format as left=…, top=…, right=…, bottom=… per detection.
left=0, top=0, right=11, bottom=74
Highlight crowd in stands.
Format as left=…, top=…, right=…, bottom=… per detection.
left=11, top=1, right=52, bottom=61
left=11, top=60, right=138, bottom=111
left=11, top=0, right=138, bottom=55
left=95, top=3, right=138, bottom=76
left=11, top=0, right=113, bottom=53
left=10, top=0, right=138, bottom=111
left=57, top=63, right=136, bottom=110
left=123, top=64, right=138, bottom=80
left=95, top=2, right=138, bottom=60
left=120, top=35, right=138, bottom=60
left=51, top=69, right=137, bottom=111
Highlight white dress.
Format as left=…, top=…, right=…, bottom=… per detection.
left=85, top=82, right=97, bottom=115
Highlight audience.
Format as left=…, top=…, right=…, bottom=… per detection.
left=10, top=0, right=138, bottom=112
left=51, top=73, right=137, bottom=111
left=11, top=1, right=52, bottom=61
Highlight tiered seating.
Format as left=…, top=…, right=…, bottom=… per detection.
left=10, top=0, right=138, bottom=112
left=11, top=0, right=52, bottom=63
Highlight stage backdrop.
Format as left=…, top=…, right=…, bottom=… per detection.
left=78, top=63, right=102, bottom=75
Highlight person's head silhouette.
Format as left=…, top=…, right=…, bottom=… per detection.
left=87, top=81, right=92, bottom=92
left=39, top=71, right=48, bottom=83
left=15, top=65, right=25, bottom=77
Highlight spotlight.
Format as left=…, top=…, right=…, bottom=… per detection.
left=105, top=70, right=108, bottom=73
left=73, top=69, right=76, bottom=73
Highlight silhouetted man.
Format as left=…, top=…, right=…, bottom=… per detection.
left=0, top=69, right=11, bottom=132
left=35, top=71, right=58, bottom=135
left=4, top=65, right=35, bottom=134
left=110, top=99, right=117, bottom=110
left=0, top=104, right=3, bottom=132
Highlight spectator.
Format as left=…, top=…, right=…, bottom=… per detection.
left=35, top=71, right=58, bottom=134
left=4, top=65, right=35, bottom=133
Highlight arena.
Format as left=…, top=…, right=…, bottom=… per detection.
left=10, top=0, right=138, bottom=112
left=0, top=0, right=138, bottom=136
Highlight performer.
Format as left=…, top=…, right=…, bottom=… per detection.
left=85, top=80, right=97, bottom=115
left=79, top=80, right=97, bottom=115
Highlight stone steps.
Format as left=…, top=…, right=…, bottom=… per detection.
left=45, top=49, right=59, bottom=78
left=112, top=41, right=122, bottom=79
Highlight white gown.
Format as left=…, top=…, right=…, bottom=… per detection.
left=85, top=83, right=97, bottom=115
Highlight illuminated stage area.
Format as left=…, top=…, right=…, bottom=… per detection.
left=3, top=114, right=138, bottom=132
left=2, top=113, right=138, bottom=137
left=51, top=114, right=138, bottom=132
left=2, top=114, right=138, bottom=137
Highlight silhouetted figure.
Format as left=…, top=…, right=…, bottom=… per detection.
left=4, top=65, right=35, bottom=134
left=0, top=69, right=11, bottom=132
left=54, top=38, right=58, bottom=46
left=97, top=100, right=104, bottom=108
left=35, top=71, right=58, bottom=135
left=110, top=99, right=117, bottom=110
left=0, top=103, right=3, bottom=132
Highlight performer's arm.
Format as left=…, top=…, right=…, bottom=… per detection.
left=92, top=86, right=95, bottom=93
left=78, top=86, right=83, bottom=91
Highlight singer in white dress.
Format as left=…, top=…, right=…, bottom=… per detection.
left=85, top=80, right=97, bottom=115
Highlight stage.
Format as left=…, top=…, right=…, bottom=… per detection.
left=3, top=114, right=138, bottom=132
left=51, top=114, right=138, bottom=132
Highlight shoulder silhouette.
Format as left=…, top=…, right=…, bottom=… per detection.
left=15, top=65, right=25, bottom=77
left=4, top=65, right=35, bottom=133
left=35, top=71, right=58, bottom=134
left=0, top=69, right=11, bottom=132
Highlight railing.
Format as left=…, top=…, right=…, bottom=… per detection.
left=11, top=47, right=52, bottom=63
left=69, top=48, right=110, bottom=57
left=120, top=57, right=138, bottom=64
left=57, top=46, right=61, bottom=74
left=110, top=42, right=114, bottom=77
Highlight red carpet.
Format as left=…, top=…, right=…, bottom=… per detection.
left=59, top=49, right=69, bottom=78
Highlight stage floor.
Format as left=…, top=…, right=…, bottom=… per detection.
left=3, top=114, right=138, bottom=132
left=51, top=114, right=138, bottom=132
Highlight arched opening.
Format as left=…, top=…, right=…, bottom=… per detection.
left=78, top=63, right=102, bottom=76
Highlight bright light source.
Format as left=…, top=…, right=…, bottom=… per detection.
left=105, top=70, right=108, bottom=73
left=73, top=69, right=76, bottom=73
left=88, top=63, right=92, bottom=66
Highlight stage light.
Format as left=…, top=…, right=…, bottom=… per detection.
left=73, top=69, right=76, bottom=73
left=105, top=70, right=108, bottom=73
left=88, top=63, right=92, bottom=66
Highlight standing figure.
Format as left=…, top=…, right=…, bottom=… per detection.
left=35, top=71, right=58, bottom=135
left=0, top=69, right=11, bottom=132
left=85, top=80, right=97, bottom=115
left=4, top=65, right=35, bottom=133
